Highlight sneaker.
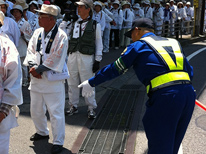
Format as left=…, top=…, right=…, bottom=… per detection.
left=22, top=81, right=29, bottom=87
left=88, top=110, right=96, bottom=119
left=65, top=106, right=78, bottom=115
left=114, top=47, right=119, bottom=50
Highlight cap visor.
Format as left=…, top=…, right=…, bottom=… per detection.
left=124, top=30, right=132, bottom=38
left=75, top=2, right=85, bottom=5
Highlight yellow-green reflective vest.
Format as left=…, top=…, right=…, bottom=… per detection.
left=140, top=36, right=191, bottom=94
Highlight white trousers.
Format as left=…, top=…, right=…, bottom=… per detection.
left=67, top=52, right=97, bottom=111
left=0, top=130, right=10, bottom=154
left=103, top=28, right=110, bottom=52
left=120, top=28, right=131, bottom=47
left=30, top=85, right=65, bottom=145
left=20, top=57, right=28, bottom=83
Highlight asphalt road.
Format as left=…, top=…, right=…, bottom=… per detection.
left=8, top=39, right=206, bottom=154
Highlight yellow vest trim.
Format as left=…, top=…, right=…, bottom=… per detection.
left=146, top=71, right=190, bottom=93
left=141, top=37, right=183, bottom=70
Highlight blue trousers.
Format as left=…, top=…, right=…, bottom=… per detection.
left=142, top=84, right=195, bottom=154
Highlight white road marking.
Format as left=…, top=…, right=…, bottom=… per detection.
left=186, top=47, right=206, bottom=61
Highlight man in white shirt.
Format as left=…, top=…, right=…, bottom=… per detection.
left=62, top=0, right=103, bottom=119
left=23, top=4, right=68, bottom=153
left=153, top=1, right=164, bottom=36
left=143, top=0, right=153, bottom=20
left=169, top=0, right=177, bottom=36
left=110, top=0, right=123, bottom=50
left=93, top=1, right=105, bottom=36
left=120, top=1, right=133, bottom=47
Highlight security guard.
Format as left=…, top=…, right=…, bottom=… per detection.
left=78, top=18, right=196, bottom=154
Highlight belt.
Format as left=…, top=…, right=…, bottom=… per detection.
left=146, top=71, right=191, bottom=95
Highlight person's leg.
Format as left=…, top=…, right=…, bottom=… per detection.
left=0, top=130, right=10, bottom=154
left=142, top=85, right=195, bottom=154
left=30, top=91, right=49, bottom=136
left=173, top=85, right=195, bottom=154
left=44, top=84, right=65, bottom=145
left=78, top=53, right=97, bottom=118
left=103, top=28, right=110, bottom=52
left=114, top=29, right=120, bottom=48
left=67, top=53, right=80, bottom=108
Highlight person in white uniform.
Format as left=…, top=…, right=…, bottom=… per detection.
left=3, top=0, right=13, bottom=18
left=11, top=5, right=33, bottom=87
left=143, top=0, right=153, bottom=20
left=0, top=0, right=21, bottom=47
left=133, top=3, right=144, bottom=20
left=120, top=1, right=133, bottom=48
left=62, top=0, right=103, bottom=119
left=153, top=1, right=164, bottom=36
left=93, top=1, right=105, bottom=37
left=0, top=11, right=23, bottom=154
left=169, top=0, right=177, bottom=36
left=185, top=2, right=193, bottom=34
left=102, top=3, right=113, bottom=53
left=28, top=1, right=39, bottom=32
left=23, top=4, right=68, bottom=154
left=177, top=2, right=187, bottom=34
left=110, top=0, right=123, bottom=50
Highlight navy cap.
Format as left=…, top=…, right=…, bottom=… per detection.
left=124, top=18, right=154, bottom=38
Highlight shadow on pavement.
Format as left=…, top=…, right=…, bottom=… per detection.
left=30, top=140, right=72, bottom=154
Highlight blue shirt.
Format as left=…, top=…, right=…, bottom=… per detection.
left=89, top=32, right=193, bottom=87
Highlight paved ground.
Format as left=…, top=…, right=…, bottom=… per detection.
left=9, top=34, right=206, bottom=154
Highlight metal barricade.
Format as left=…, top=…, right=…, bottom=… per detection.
left=154, top=19, right=194, bottom=39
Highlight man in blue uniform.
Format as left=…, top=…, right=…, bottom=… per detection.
left=78, top=18, right=196, bottom=154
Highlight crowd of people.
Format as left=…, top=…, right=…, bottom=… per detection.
left=0, top=0, right=196, bottom=153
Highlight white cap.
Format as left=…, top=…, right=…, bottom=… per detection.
left=94, top=1, right=102, bottom=7
left=35, top=4, right=58, bottom=16
left=186, top=2, right=191, bottom=5
left=133, top=3, right=140, bottom=9
left=151, top=0, right=155, bottom=4
left=113, top=0, right=120, bottom=5
left=0, top=0, right=9, bottom=7
left=29, top=0, right=38, bottom=6
left=38, top=0, right=43, bottom=5
left=143, top=0, right=150, bottom=5
left=10, top=5, right=23, bottom=14
left=0, top=11, right=4, bottom=25
left=155, top=0, right=160, bottom=5
left=75, top=0, right=93, bottom=9
left=122, top=1, right=130, bottom=7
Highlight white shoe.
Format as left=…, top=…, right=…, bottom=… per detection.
left=114, top=47, right=119, bottom=50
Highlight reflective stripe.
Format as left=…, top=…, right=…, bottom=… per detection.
left=114, top=57, right=126, bottom=73
left=141, top=37, right=183, bottom=70
left=146, top=72, right=190, bottom=93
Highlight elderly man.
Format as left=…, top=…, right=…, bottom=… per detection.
left=78, top=18, right=195, bottom=154
left=0, top=11, right=23, bottom=154
left=61, top=0, right=103, bottom=119
left=23, top=4, right=68, bottom=154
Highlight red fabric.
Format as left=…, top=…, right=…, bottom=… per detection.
left=44, top=1, right=50, bottom=5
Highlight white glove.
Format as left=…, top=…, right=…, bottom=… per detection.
left=78, top=80, right=94, bottom=97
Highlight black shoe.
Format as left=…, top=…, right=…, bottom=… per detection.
left=51, top=145, right=63, bottom=154
left=65, top=106, right=78, bottom=116
left=88, top=110, right=96, bottom=119
left=30, top=133, right=49, bottom=141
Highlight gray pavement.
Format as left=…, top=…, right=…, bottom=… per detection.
left=9, top=34, right=206, bottom=154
